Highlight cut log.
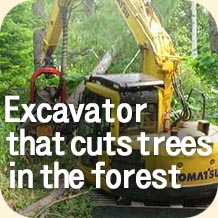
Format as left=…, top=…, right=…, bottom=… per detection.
left=67, top=51, right=115, bottom=107
left=18, top=183, right=68, bottom=217
left=67, top=35, right=123, bottom=107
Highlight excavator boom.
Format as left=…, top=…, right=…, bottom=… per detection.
left=115, top=0, right=181, bottom=114
left=42, top=0, right=181, bottom=116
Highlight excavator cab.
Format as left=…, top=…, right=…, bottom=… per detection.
left=77, top=73, right=167, bottom=195
left=79, top=73, right=164, bottom=135
left=77, top=73, right=218, bottom=203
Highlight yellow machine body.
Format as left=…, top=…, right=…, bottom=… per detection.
left=40, top=0, right=218, bottom=202
left=77, top=77, right=218, bottom=202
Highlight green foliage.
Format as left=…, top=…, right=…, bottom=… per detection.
left=172, top=59, right=208, bottom=121
left=197, top=7, right=210, bottom=54
left=1, top=172, right=47, bottom=210
left=47, top=192, right=94, bottom=218
left=153, top=0, right=217, bottom=124
left=152, top=0, right=178, bottom=25
left=0, top=1, right=34, bottom=97
left=154, top=0, right=210, bottom=57
left=191, top=53, right=218, bottom=122
left=57, top=0, right=139, bottom=90
left=193, top=53, right=218, bottom=83
left=171, top=54, right=218, bottom=123
left=156, top=0, right=192, bottom=55
left=0, top=0, right=35, bottom=167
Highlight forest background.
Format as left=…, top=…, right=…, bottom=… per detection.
left=0, top=0, right=218, bottom=217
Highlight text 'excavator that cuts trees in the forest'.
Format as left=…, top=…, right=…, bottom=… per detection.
left=18, top=0, right=218, bottom=216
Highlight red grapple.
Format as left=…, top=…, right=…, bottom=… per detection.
left=30, top=67, right=66, bottom=103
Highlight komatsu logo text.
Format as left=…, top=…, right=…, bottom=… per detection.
left=175, top=169, right=218, bottom=183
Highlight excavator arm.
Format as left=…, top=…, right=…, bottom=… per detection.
left=27, top=0, right=187, bottom=136
left=42, top=0, right=75, bottom=66
left=31, top=0, right=79, bottom=102
left=42, top=0, right=62, bottom=65
left=22, top=0, right=77, bottom=137
left=114, top=0, right=182, bottom=115
left=42, top=0, right=182, bottom=116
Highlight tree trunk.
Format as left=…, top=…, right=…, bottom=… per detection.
left=67, top=35, right=124, bottom=107
left=32, top=0, right=46, bottom=69
left=191, top=2, right=198, bottom=58
left=18, top=183, right=68, bottom=217
left=67, top=50, right=116, bottom=107
left=209, top=14, right=218, bottom=53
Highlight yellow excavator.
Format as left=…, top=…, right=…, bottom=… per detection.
left=26, top=0, right=218, bottom=209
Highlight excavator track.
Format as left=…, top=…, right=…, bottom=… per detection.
left=91, top=190, right=208, bottom=218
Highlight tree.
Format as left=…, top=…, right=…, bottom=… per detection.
left=32, top=0, right=46, bottom=69
left=0, top=1, right=34, bottom=97
left=191, top=1, right=198, bottom=58
left=209, top=14, right=218, bottom=53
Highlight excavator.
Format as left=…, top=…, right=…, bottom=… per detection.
left=20, top=0, right=218, bottom=217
